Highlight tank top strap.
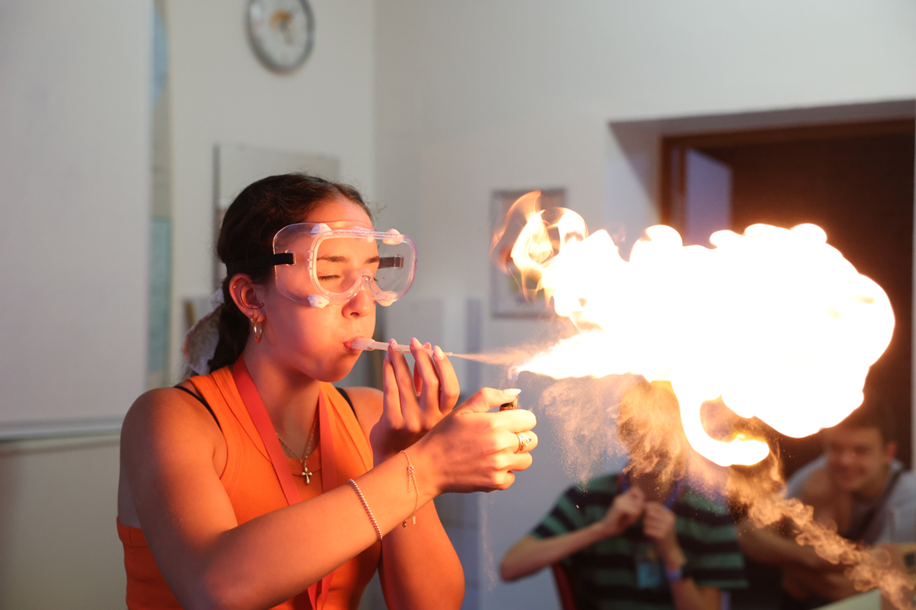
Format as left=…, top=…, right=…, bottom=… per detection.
left=185, top=367, right=260, bottom=493
left=201, top=367, right=273, bottom=461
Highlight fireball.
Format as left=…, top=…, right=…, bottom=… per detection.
left=494, top=192, right=895, bottom=467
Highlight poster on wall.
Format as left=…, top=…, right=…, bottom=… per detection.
left=489, top=188, right=566, bottom=317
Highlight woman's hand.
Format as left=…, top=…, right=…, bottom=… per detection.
left=410, top=387, right=538, bottom=495
left=370, top=338, right=461, bottom=461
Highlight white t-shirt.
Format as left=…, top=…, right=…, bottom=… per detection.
left=785, top=456, right=916, bottom=544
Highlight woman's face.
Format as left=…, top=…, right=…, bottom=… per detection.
left=256, top=196, right=378, bottom=382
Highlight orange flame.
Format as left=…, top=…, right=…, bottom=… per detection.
left=496, top=193, right=895, bottom=467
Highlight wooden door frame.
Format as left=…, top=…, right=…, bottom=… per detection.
left=660, top=119, right=915, bottom=231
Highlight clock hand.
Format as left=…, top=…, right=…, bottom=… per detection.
left=272, top=11, right=295, bottom=46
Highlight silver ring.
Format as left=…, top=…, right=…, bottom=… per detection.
left=515, top=433, right=531, bottom=454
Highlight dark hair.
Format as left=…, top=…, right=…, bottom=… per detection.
left=616, top=379, right=689, bottom=483
left=207, top=173, right=372, bottom=373
left=830, top=392, right=896, bottom=445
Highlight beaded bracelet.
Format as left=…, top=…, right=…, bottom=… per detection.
left=349, top=479, right=382, bottom=542
left=401, top=450, right=419, bottom=527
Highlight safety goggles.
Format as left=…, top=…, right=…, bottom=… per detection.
left=226, top=221, right=417, bottom=308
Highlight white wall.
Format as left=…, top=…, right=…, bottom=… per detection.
left=166, top=0, right=377, bottom=381
left=0, top=0, right=150, bottom=433
left=0, top=0, right=149, bottom=606
left=373, top=2, right=916, bottom=608
left=0, top=1, right=378, bottom=607
left=0, top=435, right=124, bottom=610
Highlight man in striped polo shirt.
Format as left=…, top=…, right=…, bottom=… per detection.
left=501, top=381, right=747, bottom=609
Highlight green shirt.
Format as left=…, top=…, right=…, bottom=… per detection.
left=531, top=473, right=747, bottom=610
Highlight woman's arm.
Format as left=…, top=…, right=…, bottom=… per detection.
left=377, top=480, right=464, bottom=609
left=347, top=339, right=475, bottom=609
left=122, top=384, right=534, bottom=610
left=346, top=386, right=464, bottom=609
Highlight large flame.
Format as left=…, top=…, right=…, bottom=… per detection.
left=495, top=192, right=895, bottom=467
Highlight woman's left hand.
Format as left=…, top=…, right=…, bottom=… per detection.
left=370, top=338, right=460, bottom=461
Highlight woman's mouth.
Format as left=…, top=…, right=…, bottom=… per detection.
left=344, top=337, right=367, bottom=351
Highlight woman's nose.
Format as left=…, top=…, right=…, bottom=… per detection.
left=343, top=278, right=375, bottom=317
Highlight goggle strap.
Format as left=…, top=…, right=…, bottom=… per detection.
left=378, top=256, right=404, bottom=269
left=226, top=252, right=294, bottom=277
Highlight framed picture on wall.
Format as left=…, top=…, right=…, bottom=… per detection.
left=490, top=187, right=566, bottom=317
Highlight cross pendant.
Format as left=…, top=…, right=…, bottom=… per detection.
left=300, top=467, right=313, bottom=484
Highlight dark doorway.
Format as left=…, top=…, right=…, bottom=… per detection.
left=662, top=119, right=916, bottom=473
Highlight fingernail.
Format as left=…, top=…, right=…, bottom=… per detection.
left=424, top=342, right=431, bottom=350
left=411, top=337, right=421, bottom=348
left=389, top=339, right=397, bottom=350
left=433, top=345, right=445, bottom=360
left=501, top=388, right=522, bottom=397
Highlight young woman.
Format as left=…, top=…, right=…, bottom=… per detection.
left=117, top=174, right=538, bottom=610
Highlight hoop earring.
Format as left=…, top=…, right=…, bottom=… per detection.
left=250, top=316, right=263, bottom=343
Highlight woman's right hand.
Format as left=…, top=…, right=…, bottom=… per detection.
left=410, top=388, right=538, bottom=495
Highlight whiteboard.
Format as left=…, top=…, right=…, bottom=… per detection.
left=215, top=143, right=340, bottom=210
left=212, top=143, right=340, bottom=287
left=0, top=1, right=151, bottom=438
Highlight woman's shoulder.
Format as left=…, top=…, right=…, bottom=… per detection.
left=338, top=386, right=382, bottom=436
left=122, top=385, right=223, bottom=449
left=339, top=386, right=382, bottom=414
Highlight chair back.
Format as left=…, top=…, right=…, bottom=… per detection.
left=550, top=562, right=577, bottom=610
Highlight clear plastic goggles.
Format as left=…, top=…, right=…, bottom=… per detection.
left=270, top=221, right=417, bottom=308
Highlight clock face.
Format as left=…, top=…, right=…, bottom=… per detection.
left=247, top=0, right=315, bottom=73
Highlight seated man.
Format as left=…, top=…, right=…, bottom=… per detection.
left=737, top=396, right=916, bottom=609
left=500, top=381, right=747, bottom=610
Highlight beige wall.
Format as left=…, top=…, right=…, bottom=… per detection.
left=0, top=0, right=378, bottom=607
left=0, top=0, right=150, bottom=432
left=373, top=2, right=916, bottom=608
left=166, top=0, right=377, bottom=382
left=0, top=436, right=123, bottom=609
left=0, top=0, right=149, bottom=606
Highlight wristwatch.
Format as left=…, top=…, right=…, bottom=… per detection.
left=665, top=563, right=693, bottom=582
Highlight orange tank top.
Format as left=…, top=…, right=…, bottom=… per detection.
left=117, top=366, right=380, bottom=609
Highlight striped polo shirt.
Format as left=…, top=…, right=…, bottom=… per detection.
left=531, top=473, right=747, bottom=610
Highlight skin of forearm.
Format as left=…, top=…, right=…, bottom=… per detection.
left=500, top=524, right=609, bottom=582
left=737, top=521, right=812, bottom=566
left=669, top=579, right=721, bottom=610
left=783, top=565, right=857, bottom=602
left=656, top=543, right=721, bottom=610
left=378, top=500, right=464, bottom=610
left=172, top=454, right=440, bottom=610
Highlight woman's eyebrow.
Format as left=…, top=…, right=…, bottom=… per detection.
left=317, top=254, right=349, bottom=263
left=317, top=254, right=381, bottom=265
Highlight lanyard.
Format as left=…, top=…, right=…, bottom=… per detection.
left=618, top=472, right=684, bottom=510
left=233, top=355, right=337, bottom=610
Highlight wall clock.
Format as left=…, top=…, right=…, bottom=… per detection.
left=247, top=0, right=315, bottom=73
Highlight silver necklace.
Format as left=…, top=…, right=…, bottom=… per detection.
left=277, top=416, right=320, bottom=484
